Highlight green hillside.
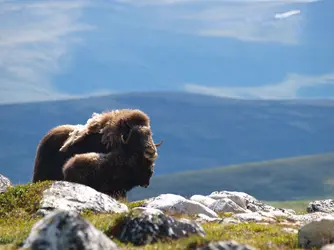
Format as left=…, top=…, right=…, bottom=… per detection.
left=128, top=153, right=334, bottom=202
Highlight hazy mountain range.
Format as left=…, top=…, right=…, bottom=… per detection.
left=1, top=91, right=333, bottom=192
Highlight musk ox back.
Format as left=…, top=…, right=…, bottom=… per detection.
left=62, top=125, right=163, bottom=199
left=32, top=109, right=154, bottom=183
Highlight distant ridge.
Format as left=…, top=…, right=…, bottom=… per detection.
left=0, top=91, right=333, bottom=187
left=128, top=152, right=334, bottom=202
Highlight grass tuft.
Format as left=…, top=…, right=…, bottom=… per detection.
left=0, top=181, right=52, bottom=218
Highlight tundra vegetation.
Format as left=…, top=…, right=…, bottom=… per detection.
left=0, top=180, right=319, bottom=250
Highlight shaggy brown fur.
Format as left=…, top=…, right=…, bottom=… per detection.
left=62, top=125, right=163, bottom=199
left=32, top=109, right=156, bottom=183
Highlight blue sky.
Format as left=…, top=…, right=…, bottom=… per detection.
left=0, top=0, right=333, bottom=104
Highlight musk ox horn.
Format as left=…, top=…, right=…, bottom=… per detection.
left=155, top=139, right=164, bottom=147
left=121, top=128, right=134, bottom=144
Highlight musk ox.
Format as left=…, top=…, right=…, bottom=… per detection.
left=62, top=125, right=163, bottom=199
left=32, top=109, right=162, bottom=183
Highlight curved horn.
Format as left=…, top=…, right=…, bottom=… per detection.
left=155, top=139, right=164, bottom=147
left=121, top=128, right=134, bottom=144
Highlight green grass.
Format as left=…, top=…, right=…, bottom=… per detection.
left=0, top=181, right=317, bottom=250
left=128, top=153, right=334, bottom=202
left=0, top=181, right=53, bottom=219
left=265, top=200, right=312, bottom=214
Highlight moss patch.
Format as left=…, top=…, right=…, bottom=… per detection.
left=0, top=181, right=52, bottom=219
left=0, top=181, right=53, bottom=246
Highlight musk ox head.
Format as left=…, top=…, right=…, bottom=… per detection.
left=119, top=121, right=163, bottom=188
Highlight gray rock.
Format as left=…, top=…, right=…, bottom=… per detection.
left=208, top=191, right=296, bottom=215
left=195, top=240, right=256, bottom=250
left=22, top=209, right=120, bottom=250
left=190, top=195, right=217, bottom=207
left=195, top=213, right=224, bottom=224
left=0, top=174, right=11, bottom=193
left=233, top=212, right=276, bottom=223
left=322, top=244, right=334, bottom=250
left=112, top=209, right=206, bottom=245
left=209, top=198, right=247, bottom=214
left=307, top=199, right=334, bottom=213
left=143, top=193, right=218, bottom=218
left=37, top=181, right=128, bottom=216
left=298, top=216, right=334, bottom=249
left=288, top=212, right=334, bottom=226
left=209, top=191, right=254, bottom=209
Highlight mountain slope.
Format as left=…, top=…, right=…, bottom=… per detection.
left=127, top=153, right=334, bottom=201
left=0, top=91, right=333, bottom=184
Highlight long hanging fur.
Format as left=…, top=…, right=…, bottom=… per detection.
left=59, top=109, right=151, bottom=151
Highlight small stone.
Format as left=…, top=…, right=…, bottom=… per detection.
left=195, top=213, right=223, bottom=224
left=233, top=212, right=276, bottom=223
left=195, top=240, right=256, bottom=250
left=288, top=212, right=334, bottom=226
left=0, top=174, right=11, bottom=193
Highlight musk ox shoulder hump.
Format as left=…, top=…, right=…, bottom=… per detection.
left=59, top=109, right=151, bottom=152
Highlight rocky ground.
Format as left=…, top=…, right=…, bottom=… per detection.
left=1, top=173, right=334, bottom=250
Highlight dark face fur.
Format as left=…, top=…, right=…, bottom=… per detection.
left=120, top=125, right=163, bottom=187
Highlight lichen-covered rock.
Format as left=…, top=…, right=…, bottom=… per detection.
left=37, top=181, right=128, bottom=216
left=209, top=198, right=247, bottom=214
left=22, top=209, right=120, bottom=250
left=209, top=191, right=255, bottom=209
left=195, top=213, right=224, bottom=224
left=111, top=209, right=206, bottom=245
left=232, top=212, right=276, bottom=223
left=195, top=240, right=256, bottom=250
left=307, top=199, right=334, bottom=213
left=143, top=193, right=218, bottom=218
left=190, top=195, right=217, bottom=207
left=298, top=216, right=334, bottom=249
left=288, top=212, right=334, bottom=226
left=208, top=190, right=296, bottom=216
left=0, top=174, right=11, bottom=193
